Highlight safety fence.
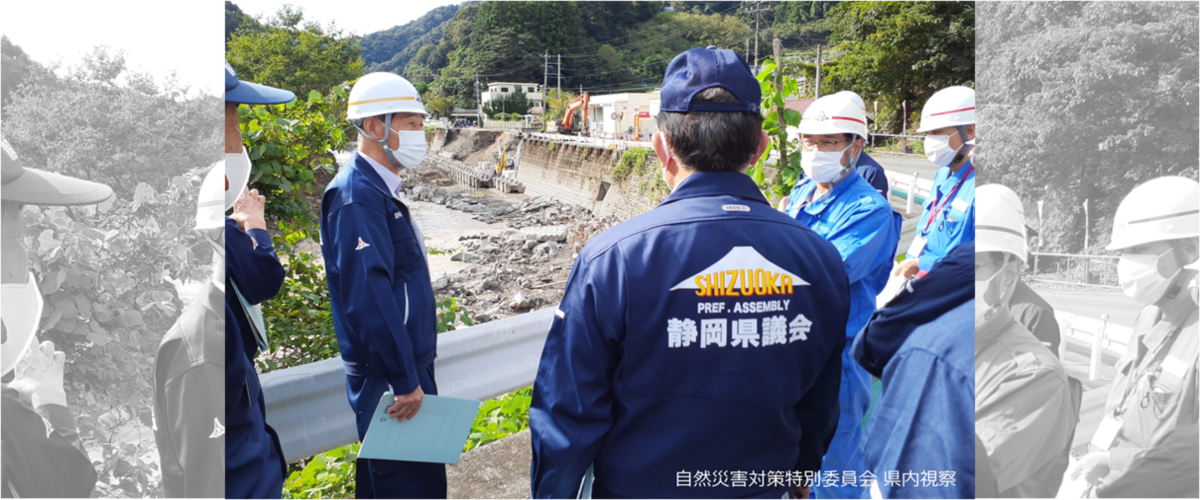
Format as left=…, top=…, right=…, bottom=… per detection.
left=1056, top=311, right=1132, bottom=380
left=1029, top=252, right=1120, bottom=288
left=868, top=134, right=924, bottom=157
left=526, top=132, right=652, bottom=151
left=882, top=170, right=933, bottom=215
left=260, top=307, right=556, bottom=462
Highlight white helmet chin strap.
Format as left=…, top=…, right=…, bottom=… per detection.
left=353, top=114, right=406, bottom=171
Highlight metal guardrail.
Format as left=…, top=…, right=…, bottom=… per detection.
left=1056, top=311, right=1132, bottom=380
left=526, top=132, right=651, bottom=151
left=869, top=134, right=924, bottom=157
left=261, top=307, right=557, bottom=462
left=883, top=171, right=933, bottom=215
left=1030, top=252, right=1120, bottom=287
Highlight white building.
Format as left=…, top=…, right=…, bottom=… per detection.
left=585, top=91, right=656, bottom=140
left=480, top=82, right=545, bottom=115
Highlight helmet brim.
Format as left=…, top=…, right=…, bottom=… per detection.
left=2, top=166, right=114, bottom=206
left=226, top=80, right=296, bottom=105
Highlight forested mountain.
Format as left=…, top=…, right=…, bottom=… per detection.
left=360, top=4, right=463, bottom=70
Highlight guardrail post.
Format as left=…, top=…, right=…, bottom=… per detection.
left=1090, top=314, right=1109, bottom=381
left=905, top=172, right=919, bottom=215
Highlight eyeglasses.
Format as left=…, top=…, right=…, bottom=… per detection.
left=800, top=138, right=848, bottom=152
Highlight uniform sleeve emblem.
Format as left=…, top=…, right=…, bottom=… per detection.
left=356, top=237, right=371, bottom=250
left=209, top=418, right=225, bottom=438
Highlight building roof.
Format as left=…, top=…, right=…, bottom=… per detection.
left=487, top=82, right=538, bottom=89
left=783, top=98, right=816, bottom=115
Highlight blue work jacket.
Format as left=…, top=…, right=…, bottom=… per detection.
left=224, top=303, right=284, bottom=499
left=856, top=152, right=890, bottom=199
left=785, top=171, right=901, bottom=428
left=530, top=171, right=851, bottom=499
left=225, top=218, right=284, bottom=362
left=859, top=300, right=975, bottom=498
left=320, top=153, right=437, bottom=397
left=916, top=161, right=974, bottom=271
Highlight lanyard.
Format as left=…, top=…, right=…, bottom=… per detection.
left=921, top=164, right=974, bottom=236
left=1112, top=322, right=1182, bottom=416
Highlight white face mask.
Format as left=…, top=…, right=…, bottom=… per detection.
left=925, top=134, right=966, bottom=167
left=975, top=262, right=1006, bottom=318
left=1118, top=247, right=1177, bottom=305
left=801, top=144, right=851, bottom=183
left=388, top=129, right=427, bottom=169
left=1, top=273, right=44, bottom=376
left=225, top=147, right=253, bottom=211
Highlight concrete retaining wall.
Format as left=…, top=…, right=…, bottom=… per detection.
left=513, top=139, right=621, bottom=209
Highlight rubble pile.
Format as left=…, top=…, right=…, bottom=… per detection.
left=398, top=165, right=623, bottom=322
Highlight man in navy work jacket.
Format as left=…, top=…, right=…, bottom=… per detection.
left=530, top=46, right=851, bottom=499
left=152, top=161, right=227, bottom=497
left=224, top=62, right=293, bottom=499
left=320, top=72, right=443, bottom=499
left=2, top=136, right=108, bottom=498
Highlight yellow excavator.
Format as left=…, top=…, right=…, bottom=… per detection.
left=546, top=92, right=589, bottom=135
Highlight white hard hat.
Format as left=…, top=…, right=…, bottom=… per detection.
left=798, top=94, right=868, bottom=141
left=976, top=184, right=1028, bottom=263
left=917, top=86, right=975, bottom=133
left=1107, top=176, right=1200, bottom=251
left=347, top=72, right=428, bottom=121
left=196, top=160, right=225, bottom=230
left=834, top=91, right=866, bottom=112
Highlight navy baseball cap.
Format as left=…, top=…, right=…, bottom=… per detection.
left=660, top=47, right=761, bottom=114
left=225, top=62, right=295, bottom=105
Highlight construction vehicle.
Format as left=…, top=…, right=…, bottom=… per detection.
left=546, top=92, right=589, bottom=135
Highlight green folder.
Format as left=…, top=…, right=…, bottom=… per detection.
left=358, top=392, right=481, bottom=464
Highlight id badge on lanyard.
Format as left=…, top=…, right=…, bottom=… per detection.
left=906, top=235, right=928, bottom=259
left=1090, top=414, right=1123, bottom=451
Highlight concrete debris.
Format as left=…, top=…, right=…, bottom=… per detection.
left=397, top=164, right=621, bottom=323
left=511, top=292, right=532, bottom=311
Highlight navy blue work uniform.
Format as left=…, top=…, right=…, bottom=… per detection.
left=916, top=161, right=975, bottom=271
left=1, top=387, right=96, bottom=497
left=153, top=281, right=225, bottom=497
left=226, top=218, right=283, bottom=362
left=320, top=152, right=443, bottom=499
left=854, top=300, right=975, bottom=499
left=852, top=242, right=973, bottom=377
left=855, top=152, right=890, bottom=199
left=225, top=303, right=284, bottom=498
left=784, top=170, right=901, bottom=499
left=530, top=171, right=851, bottom=499
left=225, top=218, right=286, bottom=498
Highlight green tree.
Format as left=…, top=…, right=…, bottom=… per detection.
left=1, top=35, right=56, bottom=107
left=483, top=90, right=532, bottom=118
left=977, top=1, right=1198, bottom=253
left=475, top=1, right=584, bottom=53
left=225, top=1, right=262, bottom=44
left=425, top=95, right=454, bottom=118
left=817, top=1, right=975, bottom=133
left=5, top=46, right=221, bottom=199
left=226, top=5, right=365, bottom=101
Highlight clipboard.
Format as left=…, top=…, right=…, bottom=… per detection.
left=357, top=392, right=481, bottom=464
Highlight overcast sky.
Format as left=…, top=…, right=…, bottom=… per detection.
left=232, top=0, right=464, bottom=38
left=1, top=2, right=222, bottom=97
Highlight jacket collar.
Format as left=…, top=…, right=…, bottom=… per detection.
left=975, top=304, right=1014, bottom=356
left=659, top=170, right=770, bottom=207
left=349, top=152, right=396, bottom=199
left=199, top=280, right=225, bottom=323
left=792, top=170, right=862, bottom=215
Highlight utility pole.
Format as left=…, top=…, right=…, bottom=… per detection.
left=475, top=73, right=481, bottom=120
left=557, top=53, right=562, bottom=94
left=815, top=45, right=822, bottom=99
left=543, top=52, right=549, bottom=96
left=754, top=1, right=760, bottom=69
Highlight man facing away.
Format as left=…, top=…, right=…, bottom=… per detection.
left=529, top=46, right=851, bottom=499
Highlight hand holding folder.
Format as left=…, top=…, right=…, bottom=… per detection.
left=358, top=392, right=481, bottom=464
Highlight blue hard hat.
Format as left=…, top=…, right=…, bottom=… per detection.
left=660, top=47, right=761, bottom=114
left=225, top=62, right=295, bottom=105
